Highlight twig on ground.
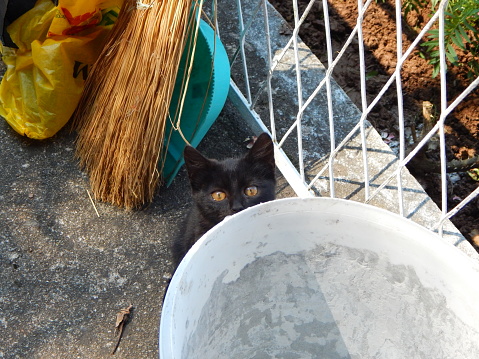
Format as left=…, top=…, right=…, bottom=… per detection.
left=111, top=304, right=133, bottom=355
left=87, top=189, right=100, bottom=217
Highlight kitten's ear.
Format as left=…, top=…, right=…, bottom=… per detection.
left=184, top=146, right=211, bottom=174
left=246, top=132, right=275, bottom=169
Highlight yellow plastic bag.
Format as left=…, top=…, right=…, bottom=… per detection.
left=0, top=0, right=122, bottom=139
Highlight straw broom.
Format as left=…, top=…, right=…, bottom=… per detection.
left=73, top=0, right=194, bottom=209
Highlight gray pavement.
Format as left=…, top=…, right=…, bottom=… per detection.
left=0, top=98, right=293, bottom=358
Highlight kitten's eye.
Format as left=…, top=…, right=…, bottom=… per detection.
left=244, top=186, right=258, bottom=197
left=211, top=191, right=226, bottom=201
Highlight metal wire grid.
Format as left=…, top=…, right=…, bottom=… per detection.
left=219, top=0, right=479, bottom=236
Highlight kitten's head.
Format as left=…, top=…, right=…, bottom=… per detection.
left=183, top=133, right=276, bottom=223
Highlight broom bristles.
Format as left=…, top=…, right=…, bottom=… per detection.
left=73, top=0, right=193, bottom=209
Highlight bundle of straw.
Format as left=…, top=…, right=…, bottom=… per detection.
left=73, top=0, right=194, bottom=209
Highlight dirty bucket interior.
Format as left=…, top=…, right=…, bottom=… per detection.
left=160, top=198, right=479, bottom=358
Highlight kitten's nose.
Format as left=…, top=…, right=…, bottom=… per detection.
left=231, top=200, right=244, bottom=213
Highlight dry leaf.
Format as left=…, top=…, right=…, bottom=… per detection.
left=111, top=304, right=133, bottom=355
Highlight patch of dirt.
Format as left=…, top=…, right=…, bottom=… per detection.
left=270, top=0, right=479, bottom=247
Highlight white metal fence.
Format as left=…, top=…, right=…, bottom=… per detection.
left=205, top=0, right=479, bottom=246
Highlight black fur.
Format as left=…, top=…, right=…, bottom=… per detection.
left=172, top=133, right=276, bottom=268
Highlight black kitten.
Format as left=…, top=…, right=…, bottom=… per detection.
left=172, top=133, right=276, bottom=267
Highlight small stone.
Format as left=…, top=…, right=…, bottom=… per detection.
left=470, top=230, right=479, bottom=248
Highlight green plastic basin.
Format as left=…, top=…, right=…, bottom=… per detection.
left=162, top=19, right=230, bottom=186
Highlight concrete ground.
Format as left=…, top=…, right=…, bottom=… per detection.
left=2, top=1, right=477, bottom=358
left=0, top=97, right=293, bottom=358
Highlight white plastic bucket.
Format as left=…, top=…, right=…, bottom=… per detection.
left=160, top=198, right=479, bottom=358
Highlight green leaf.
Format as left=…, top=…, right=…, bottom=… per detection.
left=417, top=50, right=427, bottom=59
left=366, top=70, right=379, bottom=79
left=458, top=25, right=471, bottom=43
left=444, top=10, right=455, bottom=18
left=422, top=42, right=438, bottom=50
left=464, top=22, right=477, bottom=33
left=428, top=55, right=439, bottom=64
left=403, top=0, right=479, bottom=78
left=463, top=8, right=479, bottom=18
left=452, top=29, right=466, bottom=49
left=423, top=38, right=439, bottom=46
left=446, top=43, right=459, bottom=63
